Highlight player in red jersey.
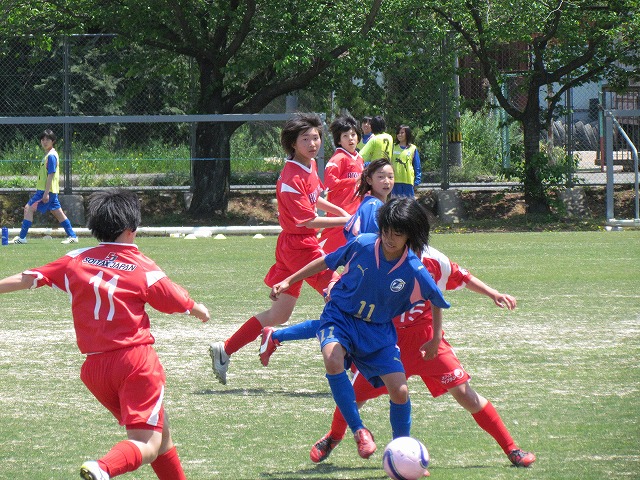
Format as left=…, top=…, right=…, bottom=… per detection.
left=209, top=113, right=351, bottom=385
left=309, top=246, right=536, bottom=468
left=0, top=189, right=210, bottom=480
left=317, top=114, right=364, bottom=254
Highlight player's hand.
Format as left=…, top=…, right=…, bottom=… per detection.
left=270, top=281, right=290, bottom=301
left=42, top=193, right=49, bottom=204
left=191, top=303, right=210, bottom=322
left=324, top=281, right=336, bottom=303
left=419, top=339, right=439, bottom=360
left=494, top=293, right=516, bottom=310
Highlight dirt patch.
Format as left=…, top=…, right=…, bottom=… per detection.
left=0, top=186, right=636, bottom=231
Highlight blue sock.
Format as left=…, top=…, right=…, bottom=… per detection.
left=390, top=398, right=412, bottom=438
left=19, top=219, right=32, bottom=239
left=59, top=219, right=76, bottom=237
left=274, top=319, right=321, bottom=343
left=326, top=372, right=363, bottom=434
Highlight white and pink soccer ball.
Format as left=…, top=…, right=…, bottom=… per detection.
left=382, top=436, right=430, bottom=480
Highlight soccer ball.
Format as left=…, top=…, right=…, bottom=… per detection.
left=382, top=436, right=430, bottom=480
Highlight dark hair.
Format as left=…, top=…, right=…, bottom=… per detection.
left=377, top=196, right=431, bottom=254
left=361, top=116, right=372, bottom=125
left=370, top=115, right=386, bottom=134
left=396, top=124, right=414, bottom=145
left=86, top=189, right=142, bottom=242
left=356, top=158, right=393, bottom=198
left=280, top=113, right=323, bottom=157
left=39, top=129, right=56, bottom=143
left=330, top=114, right=361, bottom=146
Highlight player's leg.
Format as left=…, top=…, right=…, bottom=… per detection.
left=259, top=318, right=321, bottom=366
left=14, top=197, right=39, bottom=243
left=79, top=346, right=173, bottom=478
left=322, top=339, right=376, bottom=459
left=210, top=292, right=298, bottom=384
left=259, top=267, right=332, bottom=366
left=449, top=382, right=536, bottom=467
left=274, top=318, right=321, bottom=343
left=380, top=371, right=411, bottom=439
left=51, top=205, right=78, bottom=243
left=310, top=368, right=386, bottom=463
left=149, top=416, right=187, bottom=480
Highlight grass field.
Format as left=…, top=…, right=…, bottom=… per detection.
left=0, top=231, right=638, bottom=479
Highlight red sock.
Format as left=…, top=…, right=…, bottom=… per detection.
left=224, top=316, right=262, bottom=356
left=329, top=407, right=348, bottom=440
left=98, top=440, right=143, bottom=477
left=151, top=446, right=186, bottom=480
left=472, top=402, right=517, bottom=455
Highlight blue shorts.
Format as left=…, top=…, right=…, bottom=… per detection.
left=317, top=302, right=404, bottom=388
left=28, top=191, right=61, bottom=213
left=391, top=183, right=415, bottom=197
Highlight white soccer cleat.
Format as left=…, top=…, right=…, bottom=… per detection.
left=209, top=341, right=230, bottom=385
left=61, top=236, right=79, bottom=244
left=13, top=236, right=27, bottom=244
left=80, top=461, right=109, bottom=480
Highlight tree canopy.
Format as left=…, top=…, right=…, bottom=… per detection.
left=2, top=0, right=638, bottom=215
left=424, top=0, right=640, bottom=212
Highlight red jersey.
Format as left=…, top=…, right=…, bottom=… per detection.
left=323, top=147, right=364, bottom=216
left=26, top=243, right=196, bottom=355
left=393, top=246, right=471, bottom=329
left=276, top=159, right=324, bottom=235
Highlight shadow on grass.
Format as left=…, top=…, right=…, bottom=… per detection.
left=195, top=388, right=333, bottom=399
left=258, top=463, right=385, bottom=479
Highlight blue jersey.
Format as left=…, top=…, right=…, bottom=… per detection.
left=324, top=233, right=450, bottom=325
left=343, top=194, right=383, bottom=242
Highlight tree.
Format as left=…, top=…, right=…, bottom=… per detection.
left=21, top=0, right=392, bottom=215
left=425, top=0, right=640, bottom=214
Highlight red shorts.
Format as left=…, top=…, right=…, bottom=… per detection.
left=352, top=323, right=471, bottom=401
left=264, top=232, right=334, bottom=297
left=318, top=227, right=347, bottom=255
left=80, top=344, right=166, bottom=432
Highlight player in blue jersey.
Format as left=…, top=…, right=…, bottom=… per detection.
left=259, top=159, right=395, bottom=365
left=270, top=197, right=450, bottom=459
left=13, top=129, right=78, bottom=244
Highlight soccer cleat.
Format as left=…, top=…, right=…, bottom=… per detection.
left=508, top=449, right=536, bottom=467
left=62, top=236, right=79, bottom=244
left=13, top=236, right=27, bottom=244
left=79, top=461, right=110, bottom=480
left=209, top=341, right=230, bottom=385
left=354, top=427, right=376, bottom=459
left=310, top=432, right=342, bottom=463
left=258, top=326, right=280, bottom=366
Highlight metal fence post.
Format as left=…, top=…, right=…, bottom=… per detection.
left=63, top=36, right=72, bottom=194
left=440, top=35, right=450, bottom=190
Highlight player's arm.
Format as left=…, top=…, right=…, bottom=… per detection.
left=359, top=138, right=374, bottom=162
left=465, top=276, right=517, bottom=310
left=270, top=257, right=328, bottom=300
left=316, top=196, right=349, bottom=217
left=300, top=198, right=350, bottom=229
left=146, top=276, right=211, bottom=322
left=189, top=302, right=210, bottom=322
left=43, top=154, right=56, bottom=202
left=413, top=149, right=422, bottom=186
left=420, top=305, right=443, bottom=360
left=0, top=273, right=37, bottom=294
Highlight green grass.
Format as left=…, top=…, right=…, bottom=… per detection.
left=0, top=231, right=638, bottom=479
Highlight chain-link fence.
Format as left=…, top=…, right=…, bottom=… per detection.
left=0, top=33, right=637, bottom=196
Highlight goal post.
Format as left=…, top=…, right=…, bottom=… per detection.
left=602, top=90, right=640, bottom=228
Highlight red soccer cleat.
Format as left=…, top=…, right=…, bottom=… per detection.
left=258, top=326, right=280, bottom=367
left=354, top=427, right=377, bottom=459
left=310, top=432, right=342, bottom=463
left=508, top=449, right=536, bottom=467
